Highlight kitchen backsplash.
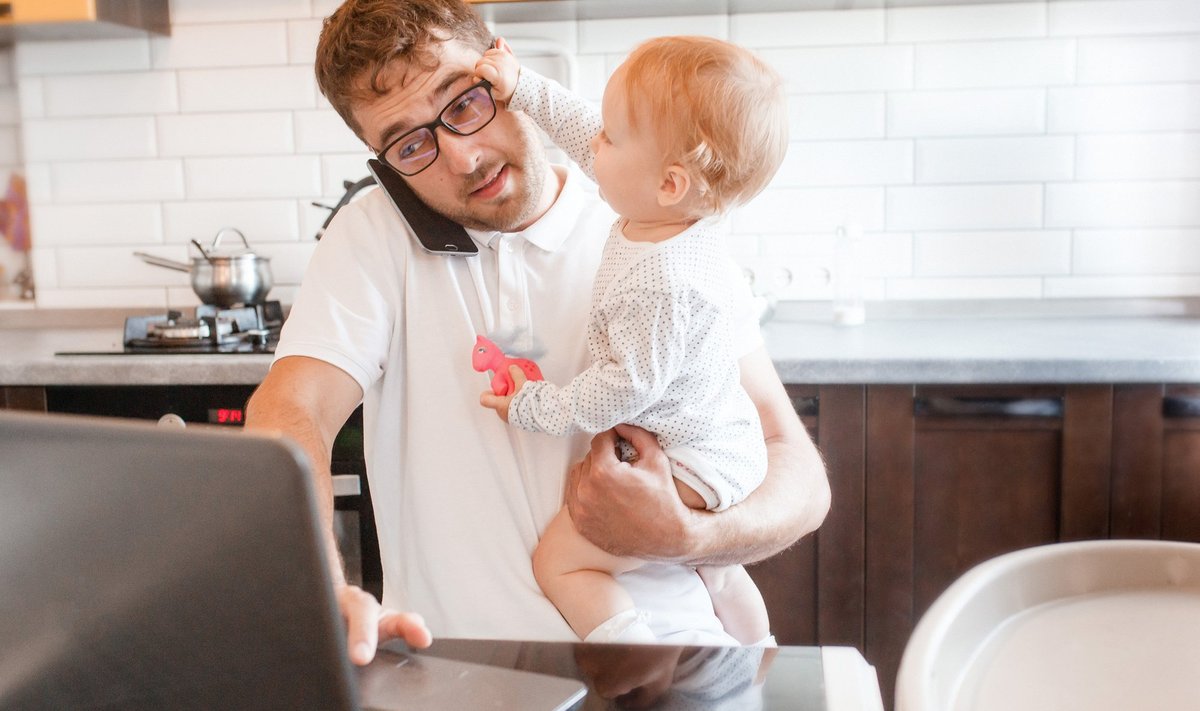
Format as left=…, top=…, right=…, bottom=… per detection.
left=6, top=0, right=1200, bottom=309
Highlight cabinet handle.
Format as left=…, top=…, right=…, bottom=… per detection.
left=790, top=395, right=818, bottom=417
left=914, top=396, right=1063, bottom=418
left=1163, top=395, right=1200, bottom=419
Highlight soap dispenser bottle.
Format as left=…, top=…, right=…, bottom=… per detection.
left=832, top=223, right=866, bottom=326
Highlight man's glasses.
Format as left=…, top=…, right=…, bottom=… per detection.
left=376, top=79, right=497, bottom=176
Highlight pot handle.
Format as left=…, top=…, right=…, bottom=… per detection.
left=134, top=251, right=191, bottom=272
left=211, top=227, right=250, bottom=251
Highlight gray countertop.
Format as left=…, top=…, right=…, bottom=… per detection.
left=762, top=314, right=1200, bottom=384
left=3, top=304, right=1199, bottom=386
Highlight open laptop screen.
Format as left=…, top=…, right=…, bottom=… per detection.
left=0, top=410, right=357, bottom=710
left=0, top=410, right=587, bottom=711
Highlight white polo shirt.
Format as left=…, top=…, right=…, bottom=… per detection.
left=275, top=164, right=760, bottom=643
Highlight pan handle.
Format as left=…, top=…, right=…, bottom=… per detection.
left=133, top=251, right=191, bottom=272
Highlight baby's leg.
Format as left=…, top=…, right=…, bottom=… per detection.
left=533, top=506, right=652, bottom=641
left=696, top=564, right=771, bottom=645
left=672, top=477, right=771, bottom=645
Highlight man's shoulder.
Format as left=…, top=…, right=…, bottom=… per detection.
left=319, top=188, right=415, bottom=256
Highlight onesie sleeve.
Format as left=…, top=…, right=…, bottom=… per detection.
left=508, top=66, right=601, bottom=181
left=507, top=288, right=687, bottom=436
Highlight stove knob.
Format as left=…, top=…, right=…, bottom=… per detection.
left=157, top=413, right=187, bottom=429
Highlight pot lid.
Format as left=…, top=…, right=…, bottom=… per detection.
left=194, top=227, right=260, bottom=259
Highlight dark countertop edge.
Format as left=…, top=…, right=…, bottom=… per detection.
left=5, top=357, right=1200, bottom=387
left=773, top=359, right=1200, bottom=385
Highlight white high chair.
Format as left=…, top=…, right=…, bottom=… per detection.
left=895, top=540, right=1200, bottom=711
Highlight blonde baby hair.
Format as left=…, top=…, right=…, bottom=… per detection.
left=619, top=36, right=789, bottom=218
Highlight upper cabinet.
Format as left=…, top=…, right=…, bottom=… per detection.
left=0, top=0, right=169, bottom=42
left=464, top=0, right=1031, bottom=22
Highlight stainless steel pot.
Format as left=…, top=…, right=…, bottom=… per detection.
left=135, top=228, right=273, bottom=307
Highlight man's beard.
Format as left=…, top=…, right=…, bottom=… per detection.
left=435, top=116, right=549, bottom=233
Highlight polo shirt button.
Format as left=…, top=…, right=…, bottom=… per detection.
left=507, top=298, right=520, bottom=311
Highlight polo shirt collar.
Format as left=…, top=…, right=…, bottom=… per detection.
left=466, top=165, right=582, bottom=253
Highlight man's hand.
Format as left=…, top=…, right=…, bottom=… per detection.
left=338, top=584, right=432, bottom=666
left=475, top=37, right=520, bottom=103
left=565, top=424, right=697, bottom=561
left=479, top=364, right=526, bottom=422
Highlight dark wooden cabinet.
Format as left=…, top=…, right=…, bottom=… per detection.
left=746, top=385, right=866, bottom=650
left=863, top=384, right=1112, bottom=707
left=1112, top=384, right=1200, bottom=542
left=750, top=382, right=1200, bottom=708
left=0, top=386, right=46, bottom=411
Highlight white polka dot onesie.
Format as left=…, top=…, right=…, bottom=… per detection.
left=505, top=68, right=767, bottom=511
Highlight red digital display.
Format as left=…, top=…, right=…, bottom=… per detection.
left=209, top=408, right=244, bottom=425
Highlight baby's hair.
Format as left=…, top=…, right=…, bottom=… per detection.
left=620, top=36, right=789, bottom=218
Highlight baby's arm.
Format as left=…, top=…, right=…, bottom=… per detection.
left=508, top=289, right=685, bottom=436
left=475, top=38, right=601, bottom=179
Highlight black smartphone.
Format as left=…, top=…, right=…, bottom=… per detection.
left=366, top=158, right=478, bottom=256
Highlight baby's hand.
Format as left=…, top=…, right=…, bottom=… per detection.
left=479, top=389, right=514, bottom=423
left=479, top=364, right=528, bottom=423
left=476, top=37, right=520, bottom=103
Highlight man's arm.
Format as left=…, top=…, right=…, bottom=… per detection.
left=246, top=356, right=363, bottom=583
left=245, top=355, right=431, bottom=661
left=564, top=344, right=831, bottom=566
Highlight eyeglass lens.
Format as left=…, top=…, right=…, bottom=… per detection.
left=385, top=84, right=495, bottom=175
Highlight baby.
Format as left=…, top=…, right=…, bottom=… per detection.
left=477, top=35, right=789, bottom=644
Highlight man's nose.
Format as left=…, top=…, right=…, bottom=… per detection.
left=438, top=131, right=482, bottom=175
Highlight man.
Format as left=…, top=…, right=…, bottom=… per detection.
left=245, top=0, right=830, bottom=665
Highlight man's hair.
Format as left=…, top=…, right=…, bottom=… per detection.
left=620, top=36, right=789, bottom=217
left=315, top=0, right=493, bottom=139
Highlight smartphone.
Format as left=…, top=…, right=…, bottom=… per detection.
left=366, top=158, right=478, bottom=256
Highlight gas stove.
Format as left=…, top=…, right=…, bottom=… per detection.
left=57, top=301, right=284, bottom=356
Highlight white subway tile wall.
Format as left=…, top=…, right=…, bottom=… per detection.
left=5, top=0, right=1197, bottom=308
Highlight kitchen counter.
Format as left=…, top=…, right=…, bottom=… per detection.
left=3, top=305, right=1200, bottom=386
left=0, top=326, right=272, bottom=385
left=763, top=313, right=1200, bottom=384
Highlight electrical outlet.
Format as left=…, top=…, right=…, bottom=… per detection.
left=738, top=258, right=832, bottom=301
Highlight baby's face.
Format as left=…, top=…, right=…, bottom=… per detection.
left=589, top=64, right=672, bottom=223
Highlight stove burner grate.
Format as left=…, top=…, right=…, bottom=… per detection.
left=120, top=302, right=283, bottom=353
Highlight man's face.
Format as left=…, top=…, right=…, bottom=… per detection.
left=351, top=39, right=552, bottom=232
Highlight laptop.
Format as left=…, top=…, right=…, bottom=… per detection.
left=0, top=410, right=585, bottom=711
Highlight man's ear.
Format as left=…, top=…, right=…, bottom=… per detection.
left=657, top=164, right=693, bottom=208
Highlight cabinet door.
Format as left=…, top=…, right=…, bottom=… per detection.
left=1113, top=384, right=1200, bottom=542
left=0, top=386, right=46, bottom=411
left=864, top=384, right=1111, bottom=708
left=746, top=384, right=865, bottom=649
left=1162, top=386, right=1200, bottom=542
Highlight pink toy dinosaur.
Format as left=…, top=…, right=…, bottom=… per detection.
left=472, top=334, right=544, bottom=396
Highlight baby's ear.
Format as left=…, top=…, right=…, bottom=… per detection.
left=656, top=164, right=692, bottom=208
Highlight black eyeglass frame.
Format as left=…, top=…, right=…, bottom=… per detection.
left=375, top=79, right=497, bottom=177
